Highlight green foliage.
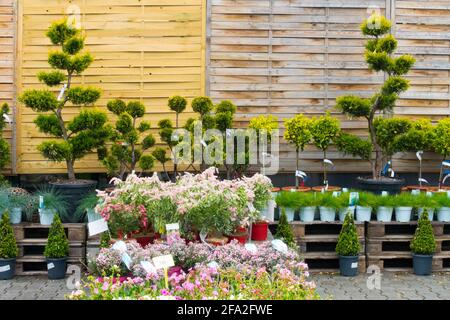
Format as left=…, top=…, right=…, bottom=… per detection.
left=139, top=155, right=155, bottom=172
left=0, top=103, right=10, bottom=174
left=35, top=186, right=69, bottom=219
left=394, top=119, right=433, bottom=152
left=67, top=87, right=101, bottom=105
left=152, top=147, right=170, bottom=165
left=215, top=100, right=237, bottom=114
left=373, top=194, right=394, bottom=208
left=335, top=132, right=372, bottom=161
left=410, top=211, right=436, bottom=255
left=99, top=232, right=111, bottom=249
left=317, top=193, right=341, bottom=210
left=75, top=193, right=99, bottom=218
left=44, top=215, right=69, bottom=258
left=283, top=114, right=312, bottom=152
left=34, top=114, right=63, bottom=137
left=38, top=141, right=71, bottom=162
left=19, top=90, right=59, bottom=112
left=37, top=71, right=66, bottom=87
left=374, top=117, right=412, bottom=157
left=358, top=192, right=377, bottom=208
left=62, top=36, right=84, bottom=55
left=360, top=13, right=391, bottom=37
left=275, top=208, right=296, bottom=248
left=191, top=96, right=213, bottom=117
left=46, top=19, right=78, bottom=45
left=310, top=113, right=340, bottom=152
left=168, top=96, right=187, bottom=114
left=106, top=99, right=127, bottom=116
left=214, top=112, right=233, bottom=132
left=415, top=193, right=438, bottom=209
left=391, top=55, right=416, bottom=76
left=432, top=118, right=450, bottom=157
left=335, top=95, right=371, bottom=119
left=275, top=191, right=300, bottom=209
left=393, top=193, right=416, bottom=207
left=0, top=212, right=18, bottom=259
left=336, top=213, right=361, bottom=256
left=434, top=193, right=450, bottom=208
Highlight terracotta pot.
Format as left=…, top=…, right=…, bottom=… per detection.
left=311, top=186, right=341, bottom=192
left=404, top=185, right=435, bottom=192
left=281, top=186, right=311, bottom=192
left=251, top=221, right=269, bottom=241
left=271, top=187, right=281, bottom=193
left=227, top=229, right=248, bottom=245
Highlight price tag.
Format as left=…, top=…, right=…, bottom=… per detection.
left=351, top=262, right=358, bottom=269
left=140, top=261, right=157, bottom=274
left=247, top=202, right=256, bottom=212
left=152, top=255, right=175, bottom=270
left=0, top=265, right=11, bottom=272
left=88, top=218, right=109, bottom=237
left=349, top=192, right=359, bottom=206
left=447, top=191, right=450, bottom=198
left=244, top=243, right=257, bottom=253
left=47, top=263, right=55, bottom=270
left=411, top=189, right=421, bottom=196
left=426, top=191, right=433, bottom=197
left=166, top=223, right=180, bottom=231
left=122, top=253, right=132, bottom=270
left=112, top=240, right=127, bottom=253
left=332, top=191, right=341, bottom=197
left=381, top=191, right=388, bottom=197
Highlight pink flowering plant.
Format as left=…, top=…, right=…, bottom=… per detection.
left=98, top=203, right=147, bottom=239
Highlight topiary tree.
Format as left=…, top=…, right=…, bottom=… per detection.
left=275, top=208, right=296, bottom=248
left=249, top=115, right=279, bottom=176
left=310, top=113, right=341, bottom=186
left=0, top=212, right=18, bottom=259
left=431, top=118, right=450, bottom=189
left=100, top=99, right=155, bottom=179
left=283, top=114, right=312, bottom=187
left=167, top=96, right=187, bottom=176
left=335, top=14, right=415, bottom=180
left=44, top=215, right=69, bottom=258
left=410, top=210, right=436, bottom=255
left=336, top=212, right=361, bottom=256
left=0, top=103, right=10, bottom=181
left=18, top=19, right=111, bottom=181
left=152, top=147, right=171, bottom=178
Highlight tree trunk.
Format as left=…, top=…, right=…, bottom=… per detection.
left=67, top=160, right=76, bottom=181
left=323, top=150, right=327, bottom=186
left=295, top=148, right=299, bottom=188
left=368, top=112, right=382, bottom=180
left=439, top=156, right=445, bottom=189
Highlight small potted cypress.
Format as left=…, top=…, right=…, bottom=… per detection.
left=275, top=208, right=296, bottom=248
left=336, top=212, right=361, bottom=277
left=44, top=215, right=69, bottom=279
left=410, top=211, right=436, bottom=275
left=0, top=212, right=18, bottom=280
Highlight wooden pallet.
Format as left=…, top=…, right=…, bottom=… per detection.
left=17, top=240, right=86, bottom=259
left=367, top=236, right=450, bottom=255
left=367, top=221, right=450, bottom=238
left=15, top=256, right=85, bottom=276
left=305, top=255, right=366, bottom=273
left=13, top=223, right=87, bottom=242
left=367, top=254, right=450, bottom=272
left=298, top=235, right=365, bottom=256
left=86, top=240, right=101, bottom=260
left=270, top=221, right=365, bottom=239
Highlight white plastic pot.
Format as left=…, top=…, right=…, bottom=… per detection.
left=417, top=208, right=435, bottom=221
left=300, top=206, right=316, bottom=222
left=9, top=207, right=22, bottom=224
left=356, top=206, right=372, bottom=222
left=284, top=207, right=295, bottom=222
left=319, top=207, right=336, bottom=222
left=437, top=207, right=450, bottom=222
left=395, top=207, right=413, bottom=222
left=263, top=200, right=276, bottom=222
left=376, top=207, right=393, bottom=222
left=39, top=208, right=56, bottom=225
left=338, top=206, right=355, bottom=222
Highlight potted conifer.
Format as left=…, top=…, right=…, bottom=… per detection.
left=44, top=215, right=69, bottom=279
left=410, top=211, right=436, bottom=275
left=18, top=19, right=111, bottom=221
left=0, top=212, right=18, bottom=280
left=336, top=212, right=361, bottom=277
left=275, top=208, right=296, bottom=248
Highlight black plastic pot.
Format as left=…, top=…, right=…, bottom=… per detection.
left=50, top=180, right=97, bottom=223
left=47, top=257, right=67, bottom=279
left=357, top=177, right=405, bottom=195
left=339, top=255, right=359, bottom=277
left=412, top=254, right=433, bottom=276
left=0, top=258, right=16, bottom=280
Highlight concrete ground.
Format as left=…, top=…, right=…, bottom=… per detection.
left=0, top=273, right=449, bottom=300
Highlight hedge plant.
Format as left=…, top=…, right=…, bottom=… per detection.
left=410, top=211, right=436, bottom=255
left=335, top=14, right=415, bottom=180
left=44, top=215, right=69, bottom=258
left=18, top=19, right=111, bottom=181
left=0, top=212, right=18, bottom=259
left=275, top=208, right=296, bottom=248
left=0, top=103, right=10, bottom=182
left=336, top=213, right=361, bottom=256
left=100, top=99, right=155, bottom=179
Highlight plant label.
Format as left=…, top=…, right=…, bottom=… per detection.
left=416, top=151, right=423, bottom=161
left=199, top=230, right=208, bottom=243
left=342, top=188, right=349, bottom=193
left=0, top=265, right=10, bottom=272
left=200, top=140, right=207, bottom=148
left=112, top=240, right=127, bottom=253
left=411, top=190, right=421, bottom=196
left=332, top=191, right=341, bottom=197
left=426, top=191, right=433, bottom=197
left=443, top=161, right=450, bottom=167
left=88, top=218, right=109, bottom=237
left=351, top=262, right=358, bottom=269
left=289, top=188, right=296, bottom=192
left=295, top=170, right=307, bottom=178
left=447, top=191, right=450, bottom=198
left=57, top=84, right=67, bottom=101
left=418, top=178, right=429, bottom=184
left=245, top=243, right=257, bottom=253
left=349, top=192, right=359, bottom=206
left=3, top=113, right=11, bottom=124
left=247, top=202, right=256, bottom=212
left=166, top=223, right=180, bottom=231
left=152, top=255, right=175, bottom=270
left=381, top=191, right=388, bottom=197
left=122, top=253, right=132, bottom=270
left=140, top=261, right=157, bottom=274
left=47, top=263, right=55, bottom=270
left=323, top=159, right=334, bottom=166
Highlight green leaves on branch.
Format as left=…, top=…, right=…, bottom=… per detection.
left=168, top=96, right=187, bottom=114
left=192, top=96, right=213, bottom=117
left=374, top=117, right=411, bottom=157
left=69, top=53, right=94, bottom=74
left=46, top=19, right=78, bottom=45
left=67, top=87, right=101, bottom=105
left=126, top=101, right=145, bottom=118
left=335, top=133, right=372, bottom=161
left=410, top=211, right=436, bottom=255
left=431, top=118, right=450, bottom=157
left=37, top=71, right=66, bottom=87
left=394, top=119, right=433, bottom=152
left=310, top=113, right=340, bottom=152
left=152, top=147, right=170, bottom=164
left=142, top=135, right=156, bottom=150
left=19, top=90, right=59, bottom=112
left=67, top=110, right=108, bottom=133
left=139, top=155, right=155, bottom=171
left=360, top=13, right=391, bottom=37
left=283, top=114, right=312, bottom=152
left=335, top=95, right=371, bottom=118
left=336, top=213, right=361, bottom=256
left=38, top=141, right=71, bottom=162
left=34, top=114, right=63, bottom=137
left=107, top=99, right=127, bottom=116
left=63, top=36, right=85, bottom=55
left=0, top=212, right=18, bottom=259
left=44, top=215, right=69, bottom=258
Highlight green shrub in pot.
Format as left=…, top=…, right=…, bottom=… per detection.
left=275, top=208, right=296, bottom=248
left=75, top=193, right=101, bottom=223
left=297, top=192, right=318, bottom=222
left=317, top=192, right=339, bottom=222
left=415, top=193, right=437, bottom=221
left=336, top=212, right=361, bottom=277
left=393, top=193, right=415, bottom=222
left=356, top=192, right=375, bottom=222
left=374, top=194, right=394, bottom=222
left=336, top=192, right=356, bottom=222
left=35, top=186, right=69, bottom=225
left=410, top=211, right=436, bottom=275
left=44, top=215, right=69, bottom=279
left=275, top=191, right=300, bottom=222
left=0, top=212, right=18, bottom=280
left=434, top=193, right=450, bottom=222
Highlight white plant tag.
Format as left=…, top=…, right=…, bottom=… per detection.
left=411, top=190, right=421, bottom=196
left=152, top=255, right=175, bottom=270
left=3, top=113, right=11, bottom=124
left=418, top=178, right=429, bottom=184
left=57, top=84, right=67, bottom=101
left=332, top=191, right=340, bottom=197
left=351, top=262, right=358, bottom=269
left=342, top=188, right=349, bottom=193
left=166, top=223, right=180, bottom=231
left=416, top=151, right=423, bottom=161
left=122, top=253, right=132, bottom=270
left=199, top=230, right=208, bottom=243
left=245, top=243, right=257, bottom=253
left=324, top=159, right=334, bottom=166
left=349, top=192, right=359, bottom=206
left=247, top=202, right=256, bottom=212
left=381, top=191, right=388, bottom=197
left=140, top=261, right=157, bottom=274
left=88, top=218, right=109, bottom=237
left=0, top=265, right=11, bottom=272
left=426, top=191, right=433, bottom=197
left=200, top=140, right=207, bottom=148
left=447, top=191, right=450, bottom=198
left=47, top=263, right=55, bottom=270
left=443, top=161, right=450, bottom=167
left=112, top=240, right=127, bottom=253
left=443, top=174, right=450, bottom=185
left=295, top=170, right=307, bottom=178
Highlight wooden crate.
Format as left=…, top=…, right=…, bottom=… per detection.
left=269, top=221, right=365, bottom=240
left=367, top=236, right=450, bottom=256
left=305, top=255, right=366, bottom=273
left=15, top=257, right=85, bottom=276
left=367, top=254, right=450, bottom=272
left=367, top=221, right=450, bottom=238
left=298, top=235, right=365, bottom=256
left=13, top=223, right=87, bottom=242
left=17, top=240, right=85, bottom=259
left=86, top=240, right=101, bottom=260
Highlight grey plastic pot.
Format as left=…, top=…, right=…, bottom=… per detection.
left=319, top=207, right=336, bottom=222
left=0, top=258, right=16, bottom=280
left=39, top=209, right=56, bottom=225
left=8, top=207, right=22, bottom=224
left=300, top=206, right=316, bottom=222
left=47, top=258, right=67, bottom=280
left=284, top=208, right=295, bottom=222
left=418, top=208, right=435, bottom=221
left=395, top=207, right=413, bottom=222
left=339, top=256, right=359, bottom=277
left=356, top=206, right=372, bottom=222
left=437, top=207, right=450, bottom=222
left=412, top=254, right=433, bottom=276
left=338, top=206, right=355, bottom=222
left=376, top=207, right=393, bottom=222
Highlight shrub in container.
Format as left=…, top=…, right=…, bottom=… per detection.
left=44, top=215, right=69, bottom=279
left=416, top=193, right=437, bottom=221
left=0, top=212, right=18, bottom=280
left=356, top=192, right=375, bottom=222
left=410, top=211, right=436, bottom=275
left=75, top=193, right=101, bottom=223
left=36, top=187, right=69, bottom=225
left=275, top=208, right=296, bottom=248
left=336, top=213, right=361, bottom=277
left=374, top=194, right=394, bottom=222
left=275, top=191, right=300, bottom=222
left=394, top=193, right=415, bottom=222
left=317, top=193, right=339, bottom=222
left=6, top=192, right=34, bottom=224
left=298, top=192, right=317, bottom=222
left=336, top=192, right=356, bottom=222
left=434, top=193, right=450, bottom=222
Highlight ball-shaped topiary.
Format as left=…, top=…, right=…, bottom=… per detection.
left=44, top=215, right=69, bottom=258
left=0, top=212, right=18, bottom=259
left=336, top=213, right=361, bottom=257
left=192, top=96, right=213, bottom=118
left=410, top=210, right=436, bottom=255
